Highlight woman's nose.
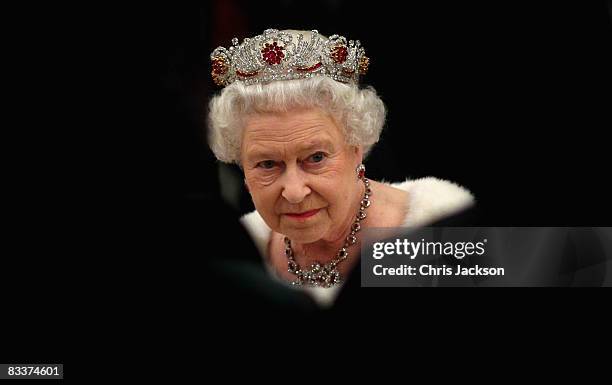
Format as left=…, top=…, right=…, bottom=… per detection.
left=281, top=166, right=311, bottom=204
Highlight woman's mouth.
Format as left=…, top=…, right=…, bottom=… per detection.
left=284, top=209, right=320, bottom=220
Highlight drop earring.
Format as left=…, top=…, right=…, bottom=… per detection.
left=356, top=164, right=365, bottom=180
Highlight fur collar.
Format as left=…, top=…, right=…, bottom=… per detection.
left=240, top=177, right=475, bottom=259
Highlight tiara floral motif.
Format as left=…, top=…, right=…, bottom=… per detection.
left=210, top=29, right=370, bottom=87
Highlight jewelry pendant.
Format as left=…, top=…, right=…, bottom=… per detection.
left=291, top=261, right=341, bottom=288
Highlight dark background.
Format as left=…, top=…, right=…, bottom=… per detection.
left=152, top=0, right=612, bottom=226
left=2, top=0, right=611, bottom=370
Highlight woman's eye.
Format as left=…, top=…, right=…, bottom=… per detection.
left=308, top=152, right=326, bottom=163
left=257, top=160, right=276, bottom=169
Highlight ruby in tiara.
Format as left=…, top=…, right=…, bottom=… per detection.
left=211, top=56, right=229, bottom=86
left=261, top=42, right=285, bottom=65
left=331, top=45, right=348, bottom=64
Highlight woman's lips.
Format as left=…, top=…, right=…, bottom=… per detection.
left=284, top=209, right=320, bottom=220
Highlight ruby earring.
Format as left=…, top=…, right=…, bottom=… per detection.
left=356, top=164, right=365, bottom=180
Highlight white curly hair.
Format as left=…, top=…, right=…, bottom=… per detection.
left=207, top=75, right=386, bottom=164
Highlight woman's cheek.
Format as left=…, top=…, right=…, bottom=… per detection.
left=310, top=157, right=344, bottom=179
left=248, top=174, right=280, bottom=208
left=250, top=187, right=279, bottom=223
left=314, top=162, right=345, bottom=180
left=323, top=153, right=353, bottom=176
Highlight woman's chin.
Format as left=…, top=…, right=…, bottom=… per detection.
left=281, top=223, right=329, bottom=244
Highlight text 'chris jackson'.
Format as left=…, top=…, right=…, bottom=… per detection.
left=370, top=238, right=505, bottom=277
left=373, top=264, right=505, bottom=276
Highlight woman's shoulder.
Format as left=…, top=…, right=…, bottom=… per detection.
left=240, top=210, right=272, bottom=259
left=385, top=176, right=475, bottom=226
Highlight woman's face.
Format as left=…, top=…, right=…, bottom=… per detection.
left=241, top=108, right=363, bottom=244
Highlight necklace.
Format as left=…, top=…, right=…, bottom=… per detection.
left=284, top=177, right=371, bottom=287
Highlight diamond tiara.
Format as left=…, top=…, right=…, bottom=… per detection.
left=210, top=29, right=370, bottom=87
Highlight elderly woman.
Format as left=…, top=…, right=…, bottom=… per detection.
left=207, top=29, right=474, bottom=297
